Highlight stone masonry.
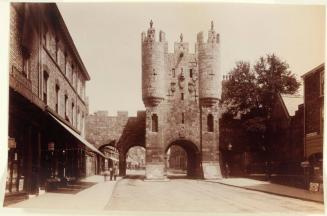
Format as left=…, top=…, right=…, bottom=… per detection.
left=141, top=21, right=222, bottom=179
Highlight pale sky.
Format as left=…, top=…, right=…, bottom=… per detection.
left=57, top=2, right=325, bottom=116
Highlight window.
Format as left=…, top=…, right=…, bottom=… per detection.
left=23, top=55, right=29, bottom=78
left=181, top=93, right=184, bottom=100
left=64, top=95, right=68, bottom=120
left=71, top=64, right=75, bottom=84
left=77, top=107, right=80, bottom=130
left=172, top=68, right=175, bottom=78
left=55, top=85, right=60, bottom=113
left=320, top=71, right=324, bottom=97
left=43, top=24, right=47, bottom=48
left=64, top=52, right=67, bottom=75
left=207, top=114, right=214, bottom=132
left=189, top=69, right=193, bottom=78
left=182, top=112, right=185, bottom=124
left=71, top=102, right=75, bottom=126
left=43, top=71, right=49, bottom=104
left=152, top=114, right=158, bottom=132
left=55, top=36, right=59, bottom=62
left=81, top=113, right=84, bottom=135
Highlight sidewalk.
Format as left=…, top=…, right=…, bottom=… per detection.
left=7, top=175, right=121, bottom=210
left=206, top=178, right=324, bottom=203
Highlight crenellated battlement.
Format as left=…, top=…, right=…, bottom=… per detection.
left=141, top=20, right=166, bottom=43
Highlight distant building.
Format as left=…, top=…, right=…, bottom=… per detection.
left=6, top=3, right=103, bottom=204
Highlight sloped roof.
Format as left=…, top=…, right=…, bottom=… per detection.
left=280, top=94, right=303, bottom=116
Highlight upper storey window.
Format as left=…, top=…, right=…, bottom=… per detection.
left=172, top=68, right=176, bottom=78
left=189, top=69, right=193, bottom=78
left=43, top=71, right=49, bottom=104
left=55, top=84, right=60, bottom=113
left=22, top=52, right=29, bottom=79
left=152, top=114, right=158, bottom=132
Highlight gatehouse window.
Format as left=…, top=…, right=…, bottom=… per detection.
left=152, top=114, right=158, bottom=132
left=207, top=114, right=214, bottom=132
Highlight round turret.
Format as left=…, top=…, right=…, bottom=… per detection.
left=197, top=21, right=220, bottom=107
left=142, top=21, right=167, bottom=107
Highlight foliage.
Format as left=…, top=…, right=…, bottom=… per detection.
left=221, top=54, right=301, bottom=150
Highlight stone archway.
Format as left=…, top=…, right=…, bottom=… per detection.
left=98, top=141, right=118, bottom=174
left=165, top=139, right=202, bottom=178
left=119, top=144, right=145, bottom=176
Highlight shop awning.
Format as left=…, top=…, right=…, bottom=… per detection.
left=48, top=112, right=106, bottom=158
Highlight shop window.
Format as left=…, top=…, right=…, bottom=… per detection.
left=43, top=71, right=49, bottom=104
left=152, top=114, right=158, bottom=132
left=207, top=114, right=214, bottom=132
left=55, top=84, right=60, bottom=113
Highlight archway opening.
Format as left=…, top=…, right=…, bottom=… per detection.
left=125, top=146, right=146, bottom=177
left=165, top=140, right=201, bottom=179
left=98, top=143, right=119, bottom=175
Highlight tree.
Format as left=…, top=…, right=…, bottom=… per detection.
left=221, top=54, right=300, bottom=177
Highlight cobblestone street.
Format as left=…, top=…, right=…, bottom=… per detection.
left=106, top=175, right=324, bottom=214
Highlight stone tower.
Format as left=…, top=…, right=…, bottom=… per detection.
left=142, top=21, right=222, bottom=180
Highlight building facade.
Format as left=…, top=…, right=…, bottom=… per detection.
left=141, top=21, right=222, bottom=179
left=302, top=63, right=324, bottom=182
left=6, top=3, right=102, bottom=204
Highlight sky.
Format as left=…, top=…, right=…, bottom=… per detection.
left=57, top=2, right=325, bottom=116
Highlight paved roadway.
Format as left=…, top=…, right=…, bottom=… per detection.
left=105, top=174, right=324, bottom=214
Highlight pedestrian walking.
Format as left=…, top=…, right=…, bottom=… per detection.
left=225, top=162, right=230, bottom=178
left=109, top=166, right=114, bottom=181
left=114, top=164, right=119, bottom=180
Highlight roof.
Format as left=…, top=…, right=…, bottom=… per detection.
left=280, top=94, right=304, bottom=116
left=52, top=4, right=91, bottom=81
left=301, top=63, right=324, bottom=79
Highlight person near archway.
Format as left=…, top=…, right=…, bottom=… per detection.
left=109, top=165, right=114, bottom=181
left=114, top=163, right=119, bottom=180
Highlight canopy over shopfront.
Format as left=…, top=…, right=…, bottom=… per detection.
left=48, top=112, right=107, bottom=158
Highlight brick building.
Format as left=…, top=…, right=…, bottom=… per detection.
left=302, top=63, right=324, bottom=182
left=6, top=3, right=104, bottom=204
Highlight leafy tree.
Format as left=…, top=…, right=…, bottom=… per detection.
left=221, top=54, right=301, bottom=177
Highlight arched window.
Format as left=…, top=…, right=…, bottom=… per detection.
left=152, top=114, right=158, bottom=132
left=207, top=114, right=214, bottom=132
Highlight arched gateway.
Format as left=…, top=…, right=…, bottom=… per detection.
left=165, top=139, right=201, bottom=178
left=141, top=21, right=222, bottom=180
left=86, top=21, right=223, bottom=180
